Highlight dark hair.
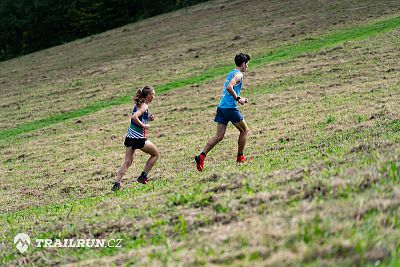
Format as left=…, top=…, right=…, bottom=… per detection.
left=133, top=85, right=154, bottom=104
left=234, top=53, right=250, bottom=67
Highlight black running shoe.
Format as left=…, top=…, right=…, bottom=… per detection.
left=137, top=176, right=148, bottom=184
left=111, top=182, right=121, bottom=191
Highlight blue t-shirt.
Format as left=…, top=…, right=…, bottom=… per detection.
left=218, top=69, right=243, bottom=108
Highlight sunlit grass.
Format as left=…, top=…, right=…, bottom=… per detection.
left=0, top=0, right=400, bottom=266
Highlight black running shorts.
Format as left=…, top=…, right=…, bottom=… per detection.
left=124, top=137, right=146, bottom=149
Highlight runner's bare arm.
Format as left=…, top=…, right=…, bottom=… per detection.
left=131, top=104, right=149, bottom=129
left=226, top=73, right=247, bottom=105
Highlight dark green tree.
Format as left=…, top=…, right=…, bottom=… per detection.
left=0, top=0, right=208, bottom=61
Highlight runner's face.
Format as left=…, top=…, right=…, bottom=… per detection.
left=241, top=62, right=248, bottom=72
left=146, top=91, right=155, bottom=103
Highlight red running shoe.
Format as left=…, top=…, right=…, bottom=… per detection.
left=195, top=154, right=205, bottom=172
left=237, top=155, right=246, bottom=163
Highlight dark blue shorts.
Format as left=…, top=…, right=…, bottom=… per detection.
left=214, top=107, right=244, bottom=125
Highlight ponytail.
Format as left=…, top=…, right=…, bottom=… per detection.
left=133, top=85, right=154, bottom=105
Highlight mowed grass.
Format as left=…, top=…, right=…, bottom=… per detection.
left=1, top=0, right=399, bottom=130
left=1, top=15, right=399, bottom=141
left=1, top=0, right=400, bottom=266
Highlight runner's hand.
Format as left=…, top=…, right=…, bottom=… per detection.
left=238, top=97, right=248, bottom=105
left=144, top=124, right=150, bottom=130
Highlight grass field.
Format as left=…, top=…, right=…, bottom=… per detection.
left=1, top=0, right=400, bottom=266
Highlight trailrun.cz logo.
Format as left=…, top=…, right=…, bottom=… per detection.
left=14, top=233, right=30, bottom=254
left=14, top=233, right=122, bottom=253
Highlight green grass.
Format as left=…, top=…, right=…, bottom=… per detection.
left=1, top=116, right=399, bottom=264
left=1, top=0, right=400, bottom=265
left=0, top=15, right=398, bottom=142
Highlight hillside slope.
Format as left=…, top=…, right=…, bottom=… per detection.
left=0, top=0, right=399, bottom=266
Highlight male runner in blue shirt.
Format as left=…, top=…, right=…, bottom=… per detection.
left=195, top=53, right=250, bottom=171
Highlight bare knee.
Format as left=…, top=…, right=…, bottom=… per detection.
left=152, top=149, right=160, bottom=159
left=240, top=128, right=249, bottom=136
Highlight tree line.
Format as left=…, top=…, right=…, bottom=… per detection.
left=0, top=0, right=208, bottom=61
